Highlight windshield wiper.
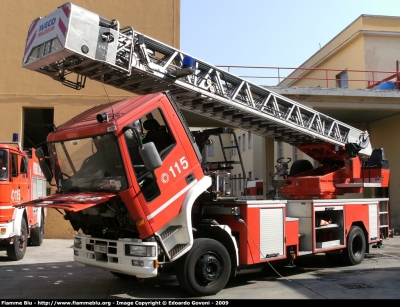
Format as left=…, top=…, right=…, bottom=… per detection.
left=61, top=187, right=81, bottom=192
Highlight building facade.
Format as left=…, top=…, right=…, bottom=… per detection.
left=284, top=15, right=400, bottom=230
left=1, top=0, right=180, bottom=238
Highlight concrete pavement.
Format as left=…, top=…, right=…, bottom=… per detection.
left=0, top=236, right=399, bottom=300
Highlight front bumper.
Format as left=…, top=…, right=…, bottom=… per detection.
left=73, top=234, right=158, bottom=278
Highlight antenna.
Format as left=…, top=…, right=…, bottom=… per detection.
left=101, top=75, right=115, bottom=121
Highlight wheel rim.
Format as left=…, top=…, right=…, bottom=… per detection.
left=195, top=252, right=222, bottom=284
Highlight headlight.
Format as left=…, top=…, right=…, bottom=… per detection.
left=125, top=244, right=156, bottom=257
left=132, top=260, right=144, bottom=267
left=74, top=238, right=82, bottom=249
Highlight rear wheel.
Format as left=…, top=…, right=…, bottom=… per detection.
left=176, top=238, right=231, bottom=296
left=342, top=226, right=366, bottom=265
left=6, top=217, right=28, bottom=261
left=30, top=213, right=44, bottom=246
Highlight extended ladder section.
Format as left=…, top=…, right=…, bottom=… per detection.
left=22, top=2, right=372, bottom=156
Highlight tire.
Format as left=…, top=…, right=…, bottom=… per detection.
left=176, top=238, right=231, bottom=296
left=30, top=213, right=44, bottom=246
left=342, top=226, right=366, bottom=265
left=6, top=216, right=28, bottom=261
left=289, top=159, right=313, bottom=177
left=110, top=271, right=137, bottom=280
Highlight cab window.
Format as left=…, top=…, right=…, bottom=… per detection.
left=11, top=153, right=18, bottom=178
left=20, top=156, right=28, bottom=177
left=124, top=108, right=175, bottom=202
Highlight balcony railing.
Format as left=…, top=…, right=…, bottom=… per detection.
left=216, top=61, right=400, bottom=89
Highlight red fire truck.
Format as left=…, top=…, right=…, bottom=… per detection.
left=0, top=136, right=47, bottom=260
left=242, top=180, right=264, bottom=200
left=19, top=3, right=390, bottom=296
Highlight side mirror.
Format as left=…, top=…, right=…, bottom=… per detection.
left=35, top=147, right=45, bottom=159
left=140, top=142, right=162, bottom=171
left=35, top=147, right=54, bottom=183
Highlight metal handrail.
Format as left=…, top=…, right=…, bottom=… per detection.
left=216, top=64, right=400, bottom=88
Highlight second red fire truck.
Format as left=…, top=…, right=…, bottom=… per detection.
left=0, top=135, right=47, bottom=260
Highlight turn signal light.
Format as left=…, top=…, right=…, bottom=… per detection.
left=136, top=218, right=145, bottom=227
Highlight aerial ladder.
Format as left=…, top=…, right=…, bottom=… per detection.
left=23, top=2, right=372, bottom=157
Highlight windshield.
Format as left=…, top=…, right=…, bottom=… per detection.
left=51, top=134, right=127, bottom=193
left=0, top=150, right=7, bottom=180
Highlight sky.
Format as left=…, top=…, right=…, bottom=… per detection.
left=180, top=0, right=400, bottom=85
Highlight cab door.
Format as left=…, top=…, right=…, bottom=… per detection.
left=9, top=153, right=34, bottom=225
left=122, top=104, right=200, bottom=234
left=9, top=153, right=22, bottom=205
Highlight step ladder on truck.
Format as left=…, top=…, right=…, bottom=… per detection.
left=20, top=2, right=390, bottom=296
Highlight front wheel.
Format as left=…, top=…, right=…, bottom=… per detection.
left=342, top=226, right=366, bottom=265
left=6, top=217, right=28, bottom=261
left=176, top=238, right=231, bottom=296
